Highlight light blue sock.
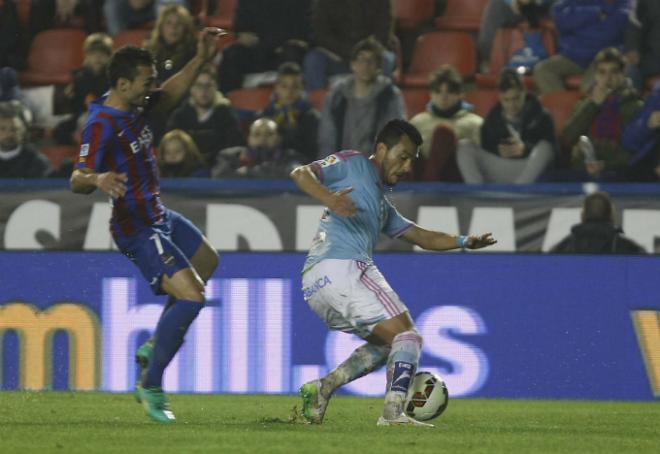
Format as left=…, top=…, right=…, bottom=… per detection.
left=143, top=299, right=203, bottom=388
left=383, top=330, right=422, bottom=418
left=320, top=343, right=390, bottom=396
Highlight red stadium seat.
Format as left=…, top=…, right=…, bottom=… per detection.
left=227, top=86, right=273, bottom=112
left=434, top=0, right=488, bottom=32
left=464, top=89, right=499, bottom=117
left=207, top=0, right=237, bottom=29
left=308, top=89, right=328, bottom=111
left=539, top=90, right=582, bottom=138
left=404, top=32, right=477, bottom=88
left=112, top=29, right=151, bottom=50
left=394, top=0, right=435, bottom=31
left=15, top=0, right=30, bottom=28
left=475, top=25, right=556, bottom=89
left=403, top=88, right=430, bottom=117
left=41, top=145, right=78, bottom=170
left=20, top=29, right=86, bottom=86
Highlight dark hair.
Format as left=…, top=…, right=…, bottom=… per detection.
left=350, top=36, right=385, bottom=68
left=374, top=119, right=423, bottom=151
left=429, top=64, right=463, bottom=94
left=197, top=63, right=218, bottom=81
left=277, top=62, right=302, bottom=78
left=496, top=68, right=524, bottom=92
left=592, top=47, right=626, bottom=72
left=107, top=45, right=154, bottom=87
left=583, top=192, right=614, bottom=223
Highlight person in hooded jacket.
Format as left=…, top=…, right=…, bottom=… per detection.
left=317, top=37, right=405, bottom=159
left=550, top=191, right=645, bottom=254
left=456, top=68, right=556, bottom=183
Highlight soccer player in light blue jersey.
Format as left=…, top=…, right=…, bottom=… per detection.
left=291, top=119, right=496, bottom=427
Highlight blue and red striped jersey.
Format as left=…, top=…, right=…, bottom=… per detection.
left=77, top=96, right=165, bottom=238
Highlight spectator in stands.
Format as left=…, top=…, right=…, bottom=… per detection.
left=54, top=33, right=112, bottom=145
left=147, top=4, right=197, bottom=84
left=0, top=68, right=35, bottom=120
left=534, top=0, right=629, bottom=95
left=550, top=191, right=645, bottom=254
left=103, top=0, right=188, bottom=36
left=563, top=48, right=642, bottom=181
left=158, top=129, right=209, bottom=177
left=624, top=0, right=660, bottom=91
left=0, top=0, right=26, bottom=70
left=318, top=37, right=405, bottom=159
left=303, top=0, right=396, bottom=90
left=29, top=0, right=103, bottom=35
left=478, top=0, right=554, bottom=73
left=0, top=102, right=49, bottom=178
left=259, top=62, right=319, bottom=163
left=410, top=65, right=483, bottom=181
left=622, top=82, right=660, bottom=181
left=166, top=65, right=244, bottom=167
left=212, top=118, right=305, bottom=178
left=218, top=0, right=312, bottom=93
left=457, top=68, right=555, bottom=183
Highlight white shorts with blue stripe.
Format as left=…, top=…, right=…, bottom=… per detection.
left=302, top=259, right=409, bottom=338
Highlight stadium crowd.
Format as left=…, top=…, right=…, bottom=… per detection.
left=0, top=0, right=659, bottom=183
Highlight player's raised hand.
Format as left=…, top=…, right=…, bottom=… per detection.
left=328, top=187, right=357, bottom=217
left=465, top=233, right=497, bottom=250
left=96, top=172, right=128, bottom=199
left=197, top=27, right=228, bottom=62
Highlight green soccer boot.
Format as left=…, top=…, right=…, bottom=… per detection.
left=134, top=338, right=154, bottom=403
left=137, top=386, right=176, bottom=424
left=299, top=379, right=330, bottom=424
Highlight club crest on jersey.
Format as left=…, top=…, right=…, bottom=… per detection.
left=319, top=155, right=339, bottom=168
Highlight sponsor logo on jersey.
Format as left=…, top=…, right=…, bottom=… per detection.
left=80, top=143, right=89, bottom=157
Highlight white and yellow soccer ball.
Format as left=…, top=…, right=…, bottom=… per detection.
left=404, top=371, right=449, bottom=421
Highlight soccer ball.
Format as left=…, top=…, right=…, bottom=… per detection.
left=404, top=371, right=449, bottom=421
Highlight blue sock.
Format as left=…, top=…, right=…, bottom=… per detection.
left=143, top=299, right=203, bottom=388
left=156, top=295, right=177, bottom=325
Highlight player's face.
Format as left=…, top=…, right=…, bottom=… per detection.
left=191, top=73, right=217, bottom=109
left=594, top=61, right=625, bottom=92
left=499, top=88, right=525, bottom=121
left=431, top=83, right=463, bottom=111
left=125, top=65, right=157, bottom=108
left=382, top=135, right=417, bottom=185
left=162, top=13, right=185, bottom=45
left=351, top=51, right=381, bottom=84
left=0, top=117, right=25, bottom=151
left=274, top=75, right=303, bottom=106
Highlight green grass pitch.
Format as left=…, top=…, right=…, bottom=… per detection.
left=0, top=392, right=658, bottom=453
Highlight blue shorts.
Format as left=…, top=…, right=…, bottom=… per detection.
left=113, top=209, right=205, bottom=295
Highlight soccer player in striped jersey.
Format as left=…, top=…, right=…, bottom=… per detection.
left=292, top=119, right=496, bottom=427
left=70, top=28, right=226, bottom=424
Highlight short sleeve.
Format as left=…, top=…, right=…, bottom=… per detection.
left=310, top=153, right=349, bottom=184
left=77, top=120, right=113, bottom=172
left=383, top=197, right=414, bottom=238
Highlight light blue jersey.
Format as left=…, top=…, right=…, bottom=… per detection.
left=303, top=150, right=413, bottom=272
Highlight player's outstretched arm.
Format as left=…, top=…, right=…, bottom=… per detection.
left=290, top=164, right=357, bottom=217
left=401, top=225, right=496, bottom=251
left=153, top=27, right=227, bottom=114
left=70, top=168, right=127, bottom=198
